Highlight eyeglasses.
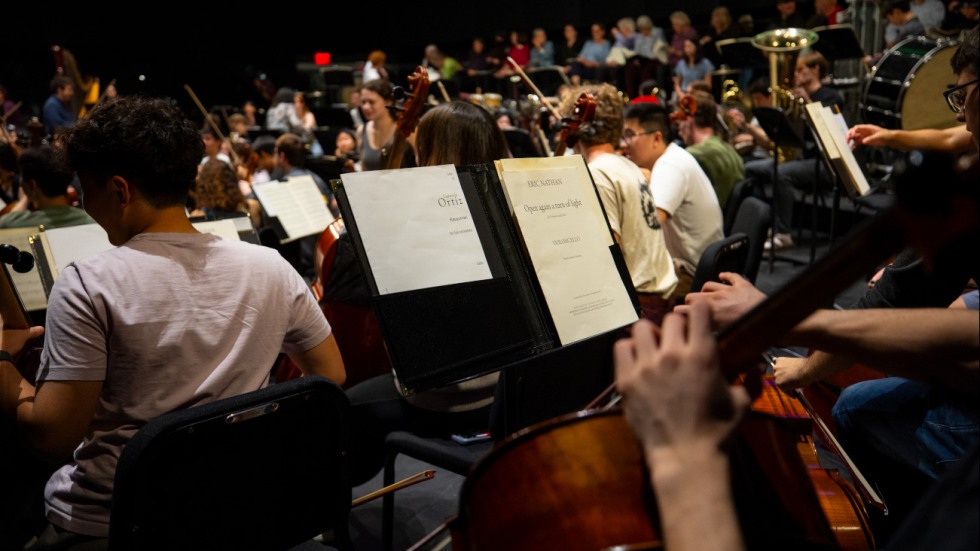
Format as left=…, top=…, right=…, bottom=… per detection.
left=943, top=78, right=978, bottom=114
left=621, top=129, right=657, bottom=143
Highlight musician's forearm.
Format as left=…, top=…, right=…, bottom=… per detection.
left=787, top=309, right=980, bottom=393
left=652, top=450, right=745, bottom=551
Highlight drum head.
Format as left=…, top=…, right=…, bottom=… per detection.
left=900, top=44, right=959, bottom=130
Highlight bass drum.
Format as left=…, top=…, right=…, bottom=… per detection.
left=861, top=35, right=960, bottom=130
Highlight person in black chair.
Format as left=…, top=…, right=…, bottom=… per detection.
left=0, top=96, right=345, bottom=551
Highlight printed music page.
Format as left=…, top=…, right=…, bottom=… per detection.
left=191, top=219, right=242, bottom=241
left=496, top=156, right=638, bottom=345
left=0, top=227, right=48, bottom=311
left=42, top=224, right=114, bottom=282
left=252, top=175, right=335, bottom=243
left=341, top=165, right=492, bottom=295
left=824, top=106, right=871, bottom=197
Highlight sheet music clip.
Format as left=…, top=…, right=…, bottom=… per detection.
left=811, top=24, right=866, bottom=61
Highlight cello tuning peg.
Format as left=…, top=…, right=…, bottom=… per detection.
left=392, top=87, right=412, bottom=101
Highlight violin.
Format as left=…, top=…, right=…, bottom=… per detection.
left=385, top=66, right=431, bottom=170
left=552, top=92, right=596, bottom=157
left=448, top=209, right=905, bottom=550
left=669, top=94, right=697, bottom=125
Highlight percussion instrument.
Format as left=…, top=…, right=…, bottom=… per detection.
left=861, top=36, right=960, bottom=130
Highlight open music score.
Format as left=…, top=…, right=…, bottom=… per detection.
left=333, top=155, right=640, bottom=392
left=252, top=175, right=335, bottom=244
left=805, top=102, right=872, bottom=198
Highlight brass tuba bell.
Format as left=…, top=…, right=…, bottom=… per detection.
left=751, top=28, right=819, bottom=162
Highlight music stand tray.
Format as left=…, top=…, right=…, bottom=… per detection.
left=811, top=24, right=865, bottom=61
left=716, top=37, right=766, bottom=69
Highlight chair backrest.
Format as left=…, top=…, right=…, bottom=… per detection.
left=109, top=376, right=351, bottom=551
left=729, top=197, right=771, bottom=284
left=688, top=233, right=750, bottom=294
left=723, top=178, right=755, bottom=236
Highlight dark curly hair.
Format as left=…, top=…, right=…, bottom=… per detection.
left=59, top=95, right=203, bottom=208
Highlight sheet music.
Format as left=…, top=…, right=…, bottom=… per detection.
left=0, top=227, right=48, bottom=311
left=341, top=165, right=492, bottom=295
left=190, top=219, right=241, bottom=241
left=43, top=224, right=114, bottom=282
left=495, top=156, right=638, bottom=345
left=252, top=175, right=335, bottom=242
left=806, top=103, right=871, bottom=198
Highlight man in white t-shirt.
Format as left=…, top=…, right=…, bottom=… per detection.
left=559, top=83, right=678, bottom=324
left=623, top=102, right=724, bottom=298
left=0, top=96, right=345, bottom=549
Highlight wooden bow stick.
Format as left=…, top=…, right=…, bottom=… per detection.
left=506, top=57, right=564, bottom=124
left=184, top=84, right=241, bottom=166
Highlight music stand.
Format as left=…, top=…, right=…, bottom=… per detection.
left=752, top=106, right=807, bottom=271
left=810, top=25, right=866, bottom=62
left=716, top=37, right=766, bottom=70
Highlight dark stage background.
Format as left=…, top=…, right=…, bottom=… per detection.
left=5, top=1, right=795, bottom=125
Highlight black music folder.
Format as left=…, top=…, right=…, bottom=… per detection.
left=332, top=156, right=640, bottom=393
left=811, top=24, right=865, bottom=61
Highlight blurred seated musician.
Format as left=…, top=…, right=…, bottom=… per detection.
left=0, top=145, right=94, bottom=229
left=343, top=101, right=509, bottom=486
left=0, top=96, right=344, bottom=550
left=677, top=91, right=745, bottom=210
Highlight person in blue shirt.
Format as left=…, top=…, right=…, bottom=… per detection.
left=41, top=76, right=76, bottom=138
left=528, top=28, right=555, bottom=68
left=570, top=22, right=612, bottom=85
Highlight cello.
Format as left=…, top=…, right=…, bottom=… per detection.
left=448, top=209, right=905, bottom=550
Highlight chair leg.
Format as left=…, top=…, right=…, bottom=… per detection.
left=381, top=448, right=398, bottom=551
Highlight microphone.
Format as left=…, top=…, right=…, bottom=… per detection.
left=0, top=243, right=36, bottom=273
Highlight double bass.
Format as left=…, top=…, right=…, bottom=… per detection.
left=449, top=209, right=904, bottom=550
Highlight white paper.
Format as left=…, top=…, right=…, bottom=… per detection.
left=43, top=224, right=114, bottom=281
left=341, top=165, right=492, bottom=295
left=191, top=219, right=242, bottom=241
left=0, top=227, right=48, bottom=311
left=253, top=175, right=335, bottom=242
left=496, top=156, right=638, bottom=344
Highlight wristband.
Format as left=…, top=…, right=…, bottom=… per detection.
left=0, top=350, right=14, bottom=365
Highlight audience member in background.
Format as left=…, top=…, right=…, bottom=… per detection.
left=557, top=24, right=586, bottom=71
left=344, top=101, right=509, bottom=487
left=0, top=145, right=93, bottom=229
left=623, top=102, right=724, bottom=299
left=562, top=84, right=678, bottom=323
left=910, top=0, right=947, bottom=32
left=348, top=89, right=365, bottom=130
left=356, top=79, right=397, bottom=172
left=673, top=38, right=715, bottom=99
left=884, top=0, right=927, bottom=49
left=569, top=22, right=612, bottom=85
left=242, top=100, right=260, bottom=129
left=624, top=15, right=669, bottom=99
left=768, top=0, right=809, bottom=30
left=667, top=11, right=699, bottom=67
left=463, top=37, right=493, bottom=93
left=41, top=76, right=75, bottom=138
left=700, top=6, right=741, bottom=67
left=528, top=28, right=555, bottom=69
left=808, top=0, right=846, bottom=27
left=362, top=50, right=389, bottom=83
left=423, top=44, right=462, bottom=81
left=678, top=92, right=745, bottom=210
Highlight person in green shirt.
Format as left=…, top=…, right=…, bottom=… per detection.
left=677, top=91, right=745, bottom=210
left=0, top=145, right=94, bottom=229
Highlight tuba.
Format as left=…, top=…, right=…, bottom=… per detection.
left=751, top=28, right=818, bottom=162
